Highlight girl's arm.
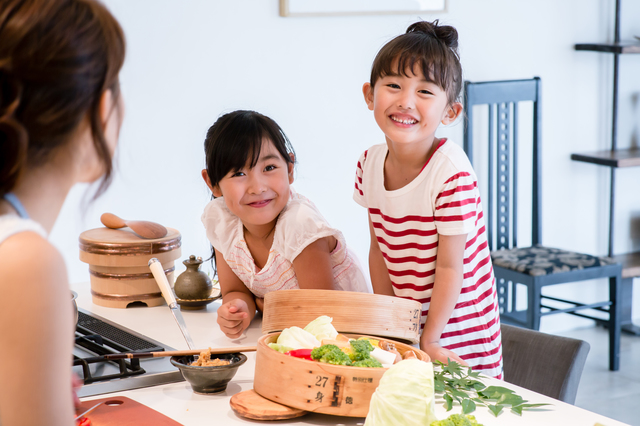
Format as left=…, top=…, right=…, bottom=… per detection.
left=368, top=216, right=394, bottom=296
left=420, top=233, right=468, bottom=366
left=215, top=249, right=257, bottom=339
left=292, top=237, right=336, bottom=290
left=0, top=233, right=75, bottom=426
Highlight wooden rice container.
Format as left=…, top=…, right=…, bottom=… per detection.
left=262, top=289, right=422, bottom=344
left=253, top=332, right=429, bottom=417
left=79, top=227, right=181, bottom=308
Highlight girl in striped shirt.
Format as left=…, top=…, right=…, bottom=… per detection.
left=202, top=110, right=369, bottom=339
left=354, top=21, right=502, bottom=377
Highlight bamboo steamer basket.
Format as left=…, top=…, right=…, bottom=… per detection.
left=79, top=227, right=181, bottom=308
left=262, top=289, right=422, bottom=344
left=254, top=332, right=429, bottom=417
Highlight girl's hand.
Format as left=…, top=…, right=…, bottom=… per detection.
left=217, top=299, right=250, bottom=339
left=421, top=341, right=468, bottom=366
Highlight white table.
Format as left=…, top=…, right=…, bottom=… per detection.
left=72, top=282, right=629, bottom=426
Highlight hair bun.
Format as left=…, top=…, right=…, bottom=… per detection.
left=406, top=20, right=459, bottom=49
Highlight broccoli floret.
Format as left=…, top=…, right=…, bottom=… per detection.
left=311, top=344, right=339, bottom=359
left=430, top=414, right=483, bottom=426
left=311, top=344, right=352, bottom=366
left=348, top=339, right=375, bottom=362
left=351, top=358, right=383, bottom=368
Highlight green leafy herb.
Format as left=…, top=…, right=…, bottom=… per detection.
left=433, top=360, right=552, bottom=417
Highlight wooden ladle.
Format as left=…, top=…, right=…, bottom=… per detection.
left=100, top=213, right=168, bottom=239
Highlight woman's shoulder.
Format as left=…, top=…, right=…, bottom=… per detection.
left=0, top=215, right=47, bottom=243
left=0, top=223, right=65, bottom=286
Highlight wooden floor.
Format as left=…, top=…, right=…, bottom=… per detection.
left=557, top=325, right=640, bottom=426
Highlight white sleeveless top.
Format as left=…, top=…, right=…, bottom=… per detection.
left=0, top=214, right=47, bottom=244
left=202, top=189, right=370, bottom=297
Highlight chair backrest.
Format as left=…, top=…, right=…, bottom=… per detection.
left=463, top=78, right=542, bottom=250
left=500, top=323, right=590, bottom=404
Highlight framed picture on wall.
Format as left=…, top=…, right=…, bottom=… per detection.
left=279, top=0, right=448, bottom=17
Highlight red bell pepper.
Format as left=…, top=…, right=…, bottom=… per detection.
left=285, top=349, right=313, bottom=360
left=77, top=417, right=92, bottom=426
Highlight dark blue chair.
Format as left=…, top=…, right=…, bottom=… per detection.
left=501, top=324, right=590, bottom=404
left=463, top=77, right=622, bottom=371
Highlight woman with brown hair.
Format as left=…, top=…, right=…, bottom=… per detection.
left=0, top=0, right=126, bottom=424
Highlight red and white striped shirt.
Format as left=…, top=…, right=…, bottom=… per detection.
left=353, top=140, right=502, bottom=378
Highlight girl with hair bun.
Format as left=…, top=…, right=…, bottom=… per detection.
left=0, top=0, right=125, bottom=424
left=354, top=20, right=502, bottom=377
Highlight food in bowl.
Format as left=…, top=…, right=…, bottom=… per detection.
left=190, top=348, right=231, bottom=366
left=170, top=352, right=246, bottom=394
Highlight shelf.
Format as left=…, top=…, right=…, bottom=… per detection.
left=575, top=42, right=640, bottom=54
left=571, top=147, right=640, bottom=168
left=612, top=251, right=640, bottom=279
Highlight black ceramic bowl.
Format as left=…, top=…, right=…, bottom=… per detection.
left=170, top=353, right=247, bottom=394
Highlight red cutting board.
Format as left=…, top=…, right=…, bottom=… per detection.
left=77, top=396, right=182, bottom=425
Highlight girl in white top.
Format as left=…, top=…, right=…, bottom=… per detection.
left=0, top=1, right=125, bottom=424
left=201, top=110, right=369, bottom=339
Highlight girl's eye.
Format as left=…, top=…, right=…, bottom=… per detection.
left=230, top=171, right=245, bottom=177
left=387, top=83, right=400, bottom=89
left=264, top=165, right=277, bottom=172
left=418, top=89, right=433, bottom=95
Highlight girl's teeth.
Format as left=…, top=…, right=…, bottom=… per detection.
left=391, top=116, right=416, bottom=124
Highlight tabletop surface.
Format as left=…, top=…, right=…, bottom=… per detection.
left=72, top=282, right=630, bottom=426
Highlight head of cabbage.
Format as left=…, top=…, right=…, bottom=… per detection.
left=364, top=359, right=436, bottom=426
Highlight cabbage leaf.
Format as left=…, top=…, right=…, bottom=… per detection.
left=365, top=359, right=436, bottom=426
left=267, top=343, right=295, bottom=353
left=303, top=315, right=338, bottom=341
left=275, top=326, right=320, bottom=350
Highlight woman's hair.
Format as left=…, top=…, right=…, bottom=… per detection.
left=369, top=20, right=462, bottom=105
left=203, top=110, right=296, bottom=190
left=0, top=0, right=126, bottom=197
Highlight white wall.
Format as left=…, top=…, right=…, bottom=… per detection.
left=51, top=0, right=640, bottom=333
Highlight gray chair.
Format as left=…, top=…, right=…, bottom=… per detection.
left=501, top=323, right=590, bottom=404
left=463, top=77, right=622, bottom=371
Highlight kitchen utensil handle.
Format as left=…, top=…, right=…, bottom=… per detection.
left=75, top=402, right=103, bottom=420
left=149, top=258, right=176, bottom=308
left=103, top=346, right=258, bottom=360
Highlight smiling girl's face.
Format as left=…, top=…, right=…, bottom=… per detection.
left=210, top=139, right=294, bottom=233
left=363, top=65, right=460, bottom=150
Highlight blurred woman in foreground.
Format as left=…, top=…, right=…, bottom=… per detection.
left=0, top=0, right=125, bottom=424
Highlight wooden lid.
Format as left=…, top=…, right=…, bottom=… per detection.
left=79, top=227, right=181, bottom=256
left=230, top=390, right=307, bottom=420
left=79, top=227, right=182, bottom=267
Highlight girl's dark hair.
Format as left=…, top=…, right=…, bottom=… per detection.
left=203, top=110, right=296, bottom=190
left=369, top=20, right=462, bottom=105
left=0, top=0, right=126, bottom=197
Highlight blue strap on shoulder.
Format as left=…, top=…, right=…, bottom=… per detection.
left=3, top=193, right=30, bottom=219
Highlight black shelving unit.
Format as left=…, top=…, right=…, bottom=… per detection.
left=571, top=0, right=640, bottom=335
